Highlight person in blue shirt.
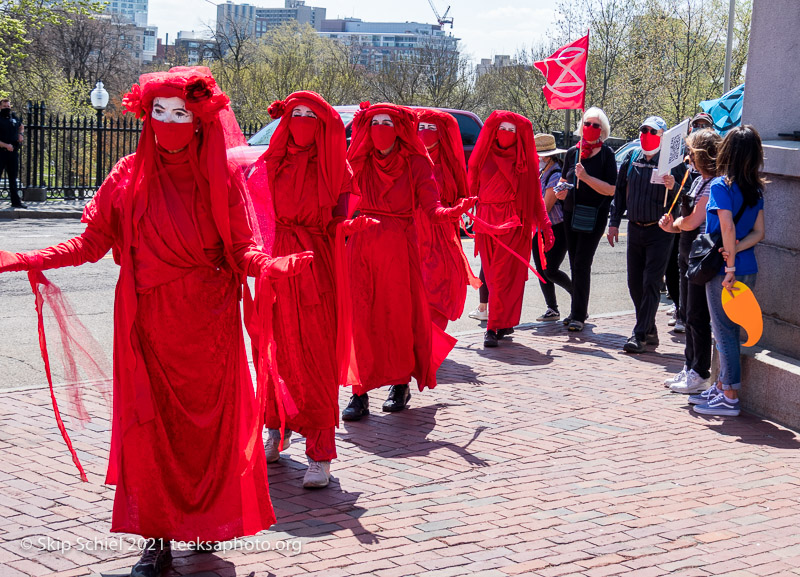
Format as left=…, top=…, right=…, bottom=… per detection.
left=691, top=125, right=766, bottom=417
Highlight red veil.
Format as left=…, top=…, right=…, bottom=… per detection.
left=467, top=110, right=546, bottom=232
left=415, top=108, right=469, bottom=205
left=347, top=102, right=432, bottom=180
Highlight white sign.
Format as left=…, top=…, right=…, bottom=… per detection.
left=657, top=119, right=690, bottom=176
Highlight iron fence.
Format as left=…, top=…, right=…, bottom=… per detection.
left=1, top=102, right=263, bottom=200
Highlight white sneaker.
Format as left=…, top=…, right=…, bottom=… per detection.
left=468, top=307, right=488, bottom=321
left=670, top=369, right=709, bottom=394
left=674, top=319, right=686, bottom=333
left=663, top=368, right=687, bottom=388
left=264, top=429, right=292, bottom=463
left=303, top=457, right=331, bottom=488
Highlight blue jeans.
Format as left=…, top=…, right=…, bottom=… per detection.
left=705, top=273, right=757, bottom=390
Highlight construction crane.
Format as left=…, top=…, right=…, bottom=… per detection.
left=427, top=0, right=454, bottom=28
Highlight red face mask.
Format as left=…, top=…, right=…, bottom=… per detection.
left=371, top=123, right=397, bottom=151
left=151, top=117, right=195, bottom=151
left=640, top=132, right=661, bottom=153
left=496, top=129, right=516, bottom=149
left=583, top=125, right=602, bottom=142
left=289, top=115, right=317, bottom=148
left=418, top=128, right=439, bottom=148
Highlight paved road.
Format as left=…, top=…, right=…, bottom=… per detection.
left=0, top=219, right=657, bottom=390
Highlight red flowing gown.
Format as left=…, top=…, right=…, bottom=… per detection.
left=415, top=146, right=477, bottom=329
left=264, top=147, right=345, bottom=439
left=474, top=149, right=533, bottom=332
left=58, top=150, right=275, bottom=541
left=346, top=151, right=456, bottom=395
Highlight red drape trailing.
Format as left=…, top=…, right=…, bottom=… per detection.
left=468, top=111, right=551, bottom=331
left=342, top=103, right=456, bottom=395
left=414, top=108, right=480, bottom=328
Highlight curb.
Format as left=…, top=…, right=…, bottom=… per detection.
left=0, top=209, right=83, bottom=219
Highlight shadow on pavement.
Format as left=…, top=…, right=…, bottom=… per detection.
left=437, top=357, right=483, bottom=384
left=689, top=411, right=800, bottom=449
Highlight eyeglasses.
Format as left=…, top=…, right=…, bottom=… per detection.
left=639, top=127, right=659, bottom=136
left=583, top=122, right=601, bottom=129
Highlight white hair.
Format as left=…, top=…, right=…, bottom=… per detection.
left=577, top=107, right=611, bottom=141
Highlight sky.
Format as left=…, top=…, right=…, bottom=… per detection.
left=148, top=0, right=561, bottom=63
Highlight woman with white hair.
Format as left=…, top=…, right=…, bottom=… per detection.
left=557, top=107, right=618, bottom=331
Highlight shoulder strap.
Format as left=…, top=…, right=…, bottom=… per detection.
left=732, top=197, right=748, bottom=225
left=626, top=148, right=641, bottom=179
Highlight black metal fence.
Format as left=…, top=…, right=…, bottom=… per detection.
left=1, top=102, right=263, bottom=200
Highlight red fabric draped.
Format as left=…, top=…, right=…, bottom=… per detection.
left=343, top=103, right=456, bottom=394
left=468, top=111, right=550, bottom=331
left=247, top=91, right=352, bottom=436
left=413, top=109, right=480, bottom=325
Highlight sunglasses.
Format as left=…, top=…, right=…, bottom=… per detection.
left=639, top=127, right=659, bottom=136
left=692, top=122, right=711, bottom=129
left=583, top=122, right=601, bottom=129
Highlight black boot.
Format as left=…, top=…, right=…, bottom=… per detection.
left=645, top=331, right=659, bottom=347
left=342, top=393, right=369, bottom=421
left=131, top=540, right=172, bottom=577
left=623, top=335, right=646, bottom=354
left=497, top=327, right=515, bottom=339
left=484, top=330, right=498, bottom=347
left=382, top=384, right=411, bottom=412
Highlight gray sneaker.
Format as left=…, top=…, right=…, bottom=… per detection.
left=264, top=429, right=292, bottom=463
left=537, top=308, right=560, bottom=322
left=303, top=457, right=331, bottom=489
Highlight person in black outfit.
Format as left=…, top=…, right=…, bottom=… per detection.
left=659, top=128, right=720, bottom=392
left=0, top=99, right=25, bottom=208
left=608, top=116, right=688, bottom=354
left=559, top=107, right=618, bottom=332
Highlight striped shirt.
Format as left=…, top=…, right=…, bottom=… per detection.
left=609, top=148, right=688, bottom=228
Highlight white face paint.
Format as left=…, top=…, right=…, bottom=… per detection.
left=418, top=122, right=438, bottom=131
left=151, top=97, right=193, bottom=123
left=291, top=104, right=317, bottom=118
left=498, top=122, right=516, bottom=133
left=371, top=113, right=394, bottom=126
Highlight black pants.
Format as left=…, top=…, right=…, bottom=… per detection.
left=0, top=150, right=21, bottom=205
left=532, top=222, right=572, bottom=311
left=563, top=210, right=607, bottom=323
left=627, top=223, right=674, bottom=339
left=665, top=235, right=680, bottom=317
left=479, top=268, right=488, bottom=304
left=679, top=231, right=712, bottom=378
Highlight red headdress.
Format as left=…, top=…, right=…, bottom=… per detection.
left=467, top=110, right=544, bottom=230
left=415, top=108, right=468, bottom=205
left=259, top=91, right=349, bottom=222
left=347, top=102, right=432, bottom=176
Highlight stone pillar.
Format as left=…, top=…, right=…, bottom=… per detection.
left=737, top=0, right=800, bottom=429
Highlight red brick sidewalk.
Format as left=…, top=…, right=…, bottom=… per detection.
left=2, top=312, right=800, bottom=577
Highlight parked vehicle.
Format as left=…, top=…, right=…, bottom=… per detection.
left=614, top=138, right=640, bottom=170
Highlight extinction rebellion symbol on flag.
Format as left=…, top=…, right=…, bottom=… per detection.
left=533, top=33, right=589, bottom=111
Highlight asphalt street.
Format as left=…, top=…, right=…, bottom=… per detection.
left=0, top=219, right=649, bottom=390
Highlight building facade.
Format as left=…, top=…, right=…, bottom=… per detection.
left=319, top=19, right=458, bottom=68
left=106, top=0, right=148, bottom=27
left=217, top=0, right=327, bottom=41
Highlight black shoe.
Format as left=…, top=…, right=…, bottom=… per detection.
left=497, top=327, right=515, bottom=339
left=562, top=315, right=573, bottom=326
left=382, top=384, right=411, bottom=412
left=623, top=335, right=646, bottom=354
left=131, top=540, right=172, bottom=577
left=645, top=332, right=659, bottom=347
left=10, top=202, right=27, bottom=209
left=342, top=393, right=369, bottom=421
left=484, top=330, right=498, bottom=347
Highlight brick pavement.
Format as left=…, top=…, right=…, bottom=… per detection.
left=1, top=311, right=800, bottom=577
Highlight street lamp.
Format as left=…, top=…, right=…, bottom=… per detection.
left=90, top=81, right=109, bottom=189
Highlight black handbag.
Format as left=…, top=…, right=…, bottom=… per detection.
left=686, top=201, right=747, bottom=286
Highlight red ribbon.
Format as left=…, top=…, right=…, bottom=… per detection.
left=467, top=213, right=546, bottom=283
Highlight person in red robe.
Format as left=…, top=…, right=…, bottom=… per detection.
left=340, top=102, right=475, bottom=420
left=414, top=108, right=481, bottom=330
left=248, top=91, right=373, bottom=489
left=469, top=111, right=554, bottom=348
left=0, top=68, right=312, bottom=577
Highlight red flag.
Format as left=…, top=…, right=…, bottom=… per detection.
left=533, top=33, right=589, bottom=110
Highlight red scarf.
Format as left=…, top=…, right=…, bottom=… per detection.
left=415, top=108, right=467, bottom=206
left=579, top=139, right=602, bottom=159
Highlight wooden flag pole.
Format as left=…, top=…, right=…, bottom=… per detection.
left=666, top=168, right=691, bottom=214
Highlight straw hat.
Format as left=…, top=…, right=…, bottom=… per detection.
left=534, top=133, right=567, bottom=157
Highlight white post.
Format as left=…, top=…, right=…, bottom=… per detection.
left=724, top=0, right=736, bottom=93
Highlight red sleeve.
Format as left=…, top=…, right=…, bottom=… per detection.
left=226, top=162, right=265, bottom=277
left=410, top=155, right=443, bottom=216
left=25, top=156, right=131, bottom=270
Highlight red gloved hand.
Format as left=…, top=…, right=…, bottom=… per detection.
left=261, top=251, right=314, bottom=278
left=456, top=196, right=478, bottom=213
left=0, top=251, right=29, bottom=273
left=542, top=225, right=556, bottom=252
left=436, top=197, right=478, bottom=221
left=340, top=215, right=379, bottom=235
